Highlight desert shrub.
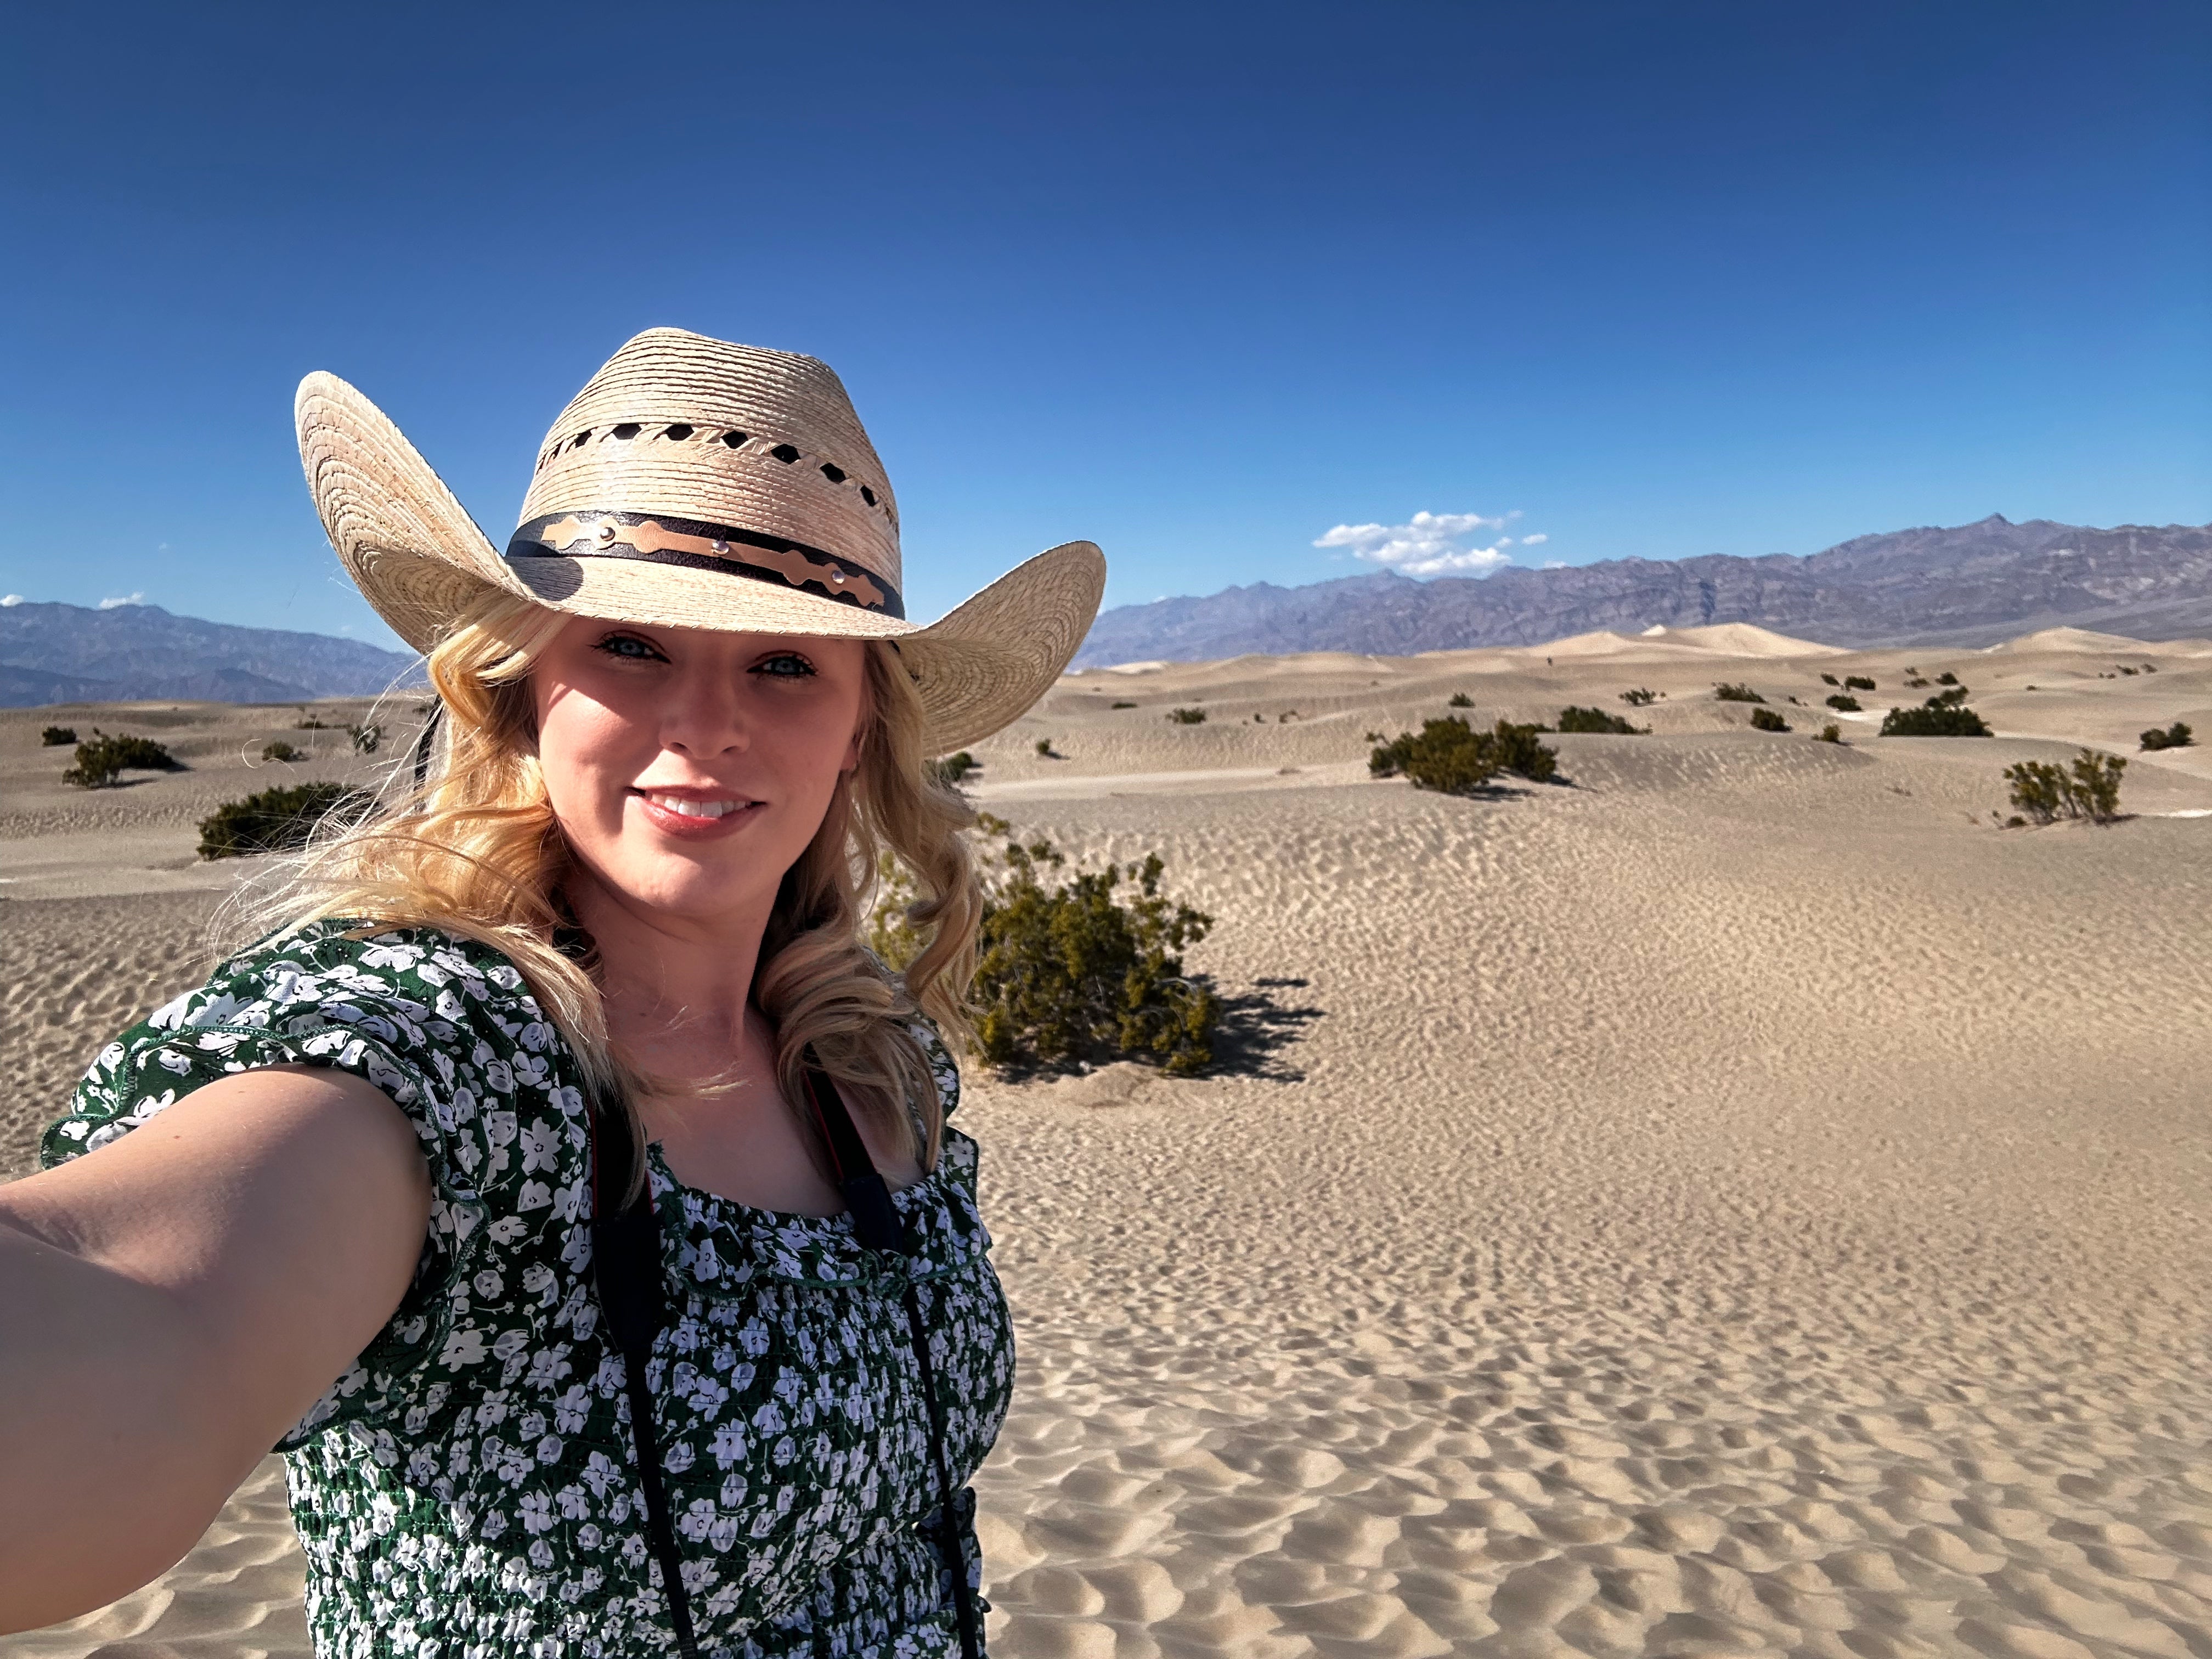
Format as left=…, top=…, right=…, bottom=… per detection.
left=1556, top=705, right=1643, bottom=734
left=1934, top=672, right=1958, bottom=686
left=348, top=723, right=382, bottom=755
left=1370, top=716, right=1557, bottom=793
left=2069, top=751, right=2126, bottom=820
left=1819, top=673, right=1838, bottom=687
left=1714, top=682, right=1764, bottom=703
left=1110, top=701, right=1136, bottom=709
left=1815, top=723, right=1843, bottom=743
left=1166, top=707, right=1206, bottom=725
left=262, top=740, right=304, bottom=763
left=1619, top=687, right=1656, bottom=707
left=1844, top=675, right=1876, bottom=691
left=198, top=782, right=371, bottom=860
left=1904, top=675, right=1931, bottom=688
left=1447, top=692, right=1473, bottom=708
left=2139, top=721, right=2194, bottom=751
left=296, top=716, right=336, bottom=730
left=2142, top=663, right=2159, bottom=673
left=40, top=725, right=77, bottom=746
left=1881, top=691, right=1989, bottom=736
left=1362, top=730, right=1383, bottom=742
left=1035, top=737, right=1058, bottom=758
left=1749, top=708, right=1790, bottom=732
left=2117, top=665, right=2138, bottom=676
left=62, top=731, right=181, bottom=788
left=930, top=751, right=978, bottom=785
left=953, top=821, right=1218, bottom=1075
left=1825, top=693, right=1861, bottom=712
left=2004, top=751, right=2127, bottom=825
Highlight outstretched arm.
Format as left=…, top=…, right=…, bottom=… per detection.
left=0, top=1065, right=428, bottom=1633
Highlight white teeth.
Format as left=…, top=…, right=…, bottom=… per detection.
left=643, top=793, right=746, bottom=819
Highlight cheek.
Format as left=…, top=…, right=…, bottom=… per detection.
left=533, top=690, right=641, bottom=827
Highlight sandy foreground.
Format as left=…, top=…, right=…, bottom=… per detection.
left=3, top=625, right=2210, bottom=1658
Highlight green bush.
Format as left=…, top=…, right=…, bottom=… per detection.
left=1814, top=723, right=1843, bottom=744
left=262, top=740, right=304, bottom=763
left=1447, top=691, right=1473, bottom=708
left=296, top=716, right=336, bottom=730
left=1824, top=693, right=1861, bottom=712
left=1166, top=707, right=1206, bottom=725
left=198, top=782, right=371, bottom=860
left=898, top=817, right=1221, bottom=1076
left=1619, top=687, right=1656, bottom=707
left=1880, top=698, right=1991, bottom=737
left=1370, top=716, right=1557, bottom=793
left=1934, top=672, right=1958, bottom=686
left=1110, top=701, right=1135, bottom=710
left=40, top=725, right=77, bottom=746
left=1844, top=675, right=1876, bottom=691
left=1034, top=737, right=1058, bottom=758
left=1819, top=673, right=1838, bottom=686
left=1749, top=707, right=1790, bottom=732
left=62, top=731, right=182, bottom=788
left=2140, top=721, right=2194, bottom=752
left=1556, top=705, right=1643, bottom=734
left=2004, top=751, right=2127, bottom=825
left=1714, top=682, right=1764, bottom=703
left=930, top=751, right=978, bottom=785
left=348, top=723, right=382, bottom=755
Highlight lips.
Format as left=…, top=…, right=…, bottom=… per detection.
left=628, top=786, right=764, bottom=839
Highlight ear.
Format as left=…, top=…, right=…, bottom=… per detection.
left=841, top=725, right=863, bottom=775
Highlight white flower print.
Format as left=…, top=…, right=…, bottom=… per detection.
left=42, top=921, right=1010, bottom=1658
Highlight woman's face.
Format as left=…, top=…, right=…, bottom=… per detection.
left=530, top=616, right=869, bottom=932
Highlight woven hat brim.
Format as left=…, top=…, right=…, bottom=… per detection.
left=297, top=371, right=1104, bottom=753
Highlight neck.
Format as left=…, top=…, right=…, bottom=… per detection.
left=564, top=867, right=775, bottom=1076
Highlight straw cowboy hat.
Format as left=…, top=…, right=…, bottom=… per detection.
left=296, top=328, right=1105, bottom=755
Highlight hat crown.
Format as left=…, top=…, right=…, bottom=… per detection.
left=517, top=329, right=901, bottom=591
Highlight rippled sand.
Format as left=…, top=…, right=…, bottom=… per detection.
left=5, top=629, right=2210, bottom=1657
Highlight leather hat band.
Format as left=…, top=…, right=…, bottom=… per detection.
left=506, top=510, right=904, bottom=618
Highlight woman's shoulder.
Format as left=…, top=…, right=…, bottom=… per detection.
left=910, top=1013, right=963, bottom=1122
left=47, top=917, right=576, bottom=1167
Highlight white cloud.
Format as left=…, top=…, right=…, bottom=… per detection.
left=97, top=592, right=146, bottom=610
left=0, top=594, right=22, bottom=606
left=1521, top=533, right=1548, bottom=546
left=1314, top=510, right=1520, bottom=577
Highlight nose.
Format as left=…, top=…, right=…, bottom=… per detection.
left=659, top=658, right=753, bottom=758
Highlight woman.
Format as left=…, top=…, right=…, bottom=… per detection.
left=0, top=329, right=1105, bottom=1658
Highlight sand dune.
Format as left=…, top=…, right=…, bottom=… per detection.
left=5, top=627, right=2210, bottom=1658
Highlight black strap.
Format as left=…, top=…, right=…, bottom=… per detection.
left=588, top=1062, right=983, bottom=1659
left=589, top=1099, right=704, bottom=1659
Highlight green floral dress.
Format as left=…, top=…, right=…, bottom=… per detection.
left=41, top=921, right=1014, bottom=1659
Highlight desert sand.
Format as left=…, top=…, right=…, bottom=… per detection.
left=4, top=629, right=2210, bottom=1659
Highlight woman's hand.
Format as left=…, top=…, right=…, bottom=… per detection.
left=0, top=1066, right=430, bottom=1633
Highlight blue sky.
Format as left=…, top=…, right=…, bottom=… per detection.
left=2, top=1, right=2205, bottom=649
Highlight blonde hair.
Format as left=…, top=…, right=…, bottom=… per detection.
left=241, top=590, right=980, bottom=1197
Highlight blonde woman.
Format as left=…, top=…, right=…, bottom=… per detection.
left=0, top=330, right=1104, bottom=1659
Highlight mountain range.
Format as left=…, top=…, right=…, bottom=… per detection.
left=7, top=515, right=2208, bottom=703
left=1071, top=516, right=2212, bottom=668
left=0, top=602, right=424, bottom=707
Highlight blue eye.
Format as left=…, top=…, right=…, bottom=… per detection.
left=593, top=633, right=665, bottom=662
left=755, top=653, right=816, bottom=678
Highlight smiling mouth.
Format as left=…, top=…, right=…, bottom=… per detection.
left=634, top=789, right=760, bottom=820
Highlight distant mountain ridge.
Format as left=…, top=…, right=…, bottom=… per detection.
left=1072, top=516, right=2212, bottom=667
left=0, top=602, right=424, bottom=706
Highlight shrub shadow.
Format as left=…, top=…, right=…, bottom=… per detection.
left=1203, top=975, right=1325, bottom=1082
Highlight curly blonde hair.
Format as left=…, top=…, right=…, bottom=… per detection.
left=240, top=590, right=981, bottom=1197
